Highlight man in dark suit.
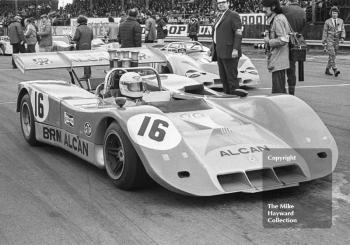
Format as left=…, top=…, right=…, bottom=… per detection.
left=283, top=0, right=306, bottom=95
left=212, top=0, right=243, bottom=95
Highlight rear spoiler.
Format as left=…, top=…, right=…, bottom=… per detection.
left=13, top=47, right=167, bottom=74
left=13, top=50, right=110, bottom=73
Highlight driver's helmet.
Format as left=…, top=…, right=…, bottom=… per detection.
left=119, top=72, right=144, bottom=99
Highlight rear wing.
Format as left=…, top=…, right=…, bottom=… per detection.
left=13, top=47, right=167, bottom=73
left=13, top=50, right=110, bottom=73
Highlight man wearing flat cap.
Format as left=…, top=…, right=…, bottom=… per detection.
left=8, top=15, right=25, bottom=68
left=322, top=6, right=346, bottom=77
left=211, top=0, right=243, bottom=95
left=37, top=14, right=53, bottom=52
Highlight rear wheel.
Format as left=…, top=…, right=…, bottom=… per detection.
left=20, top=94, right=39, bottom=145
left=104, top=122, right=150, bottom=190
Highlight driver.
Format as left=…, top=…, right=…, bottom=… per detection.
left=119, top=72, right=145, bottom=105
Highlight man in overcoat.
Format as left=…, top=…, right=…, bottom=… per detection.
left=211, top=0, right=243, bottom=95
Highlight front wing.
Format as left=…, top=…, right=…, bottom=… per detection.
left=114, top=96, right=337, bottom=196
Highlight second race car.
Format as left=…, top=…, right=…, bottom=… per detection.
left=0, top=36, right=13, bottom=55
left=157, top=41, right=260, bottom=88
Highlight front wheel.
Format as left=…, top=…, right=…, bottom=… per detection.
left=20, top=94, right=39, bottom=145
left=103, top=122, right=150, bottom=190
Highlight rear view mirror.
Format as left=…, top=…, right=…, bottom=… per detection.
left=115, top=97, right=127, bottom=108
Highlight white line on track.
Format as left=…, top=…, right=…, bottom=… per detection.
left=0, top=101, right=16, bottom=105
left=0, top=68, right=17, bottom=71
left=259, top=83, right=350, bottom=90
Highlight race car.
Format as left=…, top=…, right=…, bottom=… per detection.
left=14, top=49, right=338, bottom=196
left=0, top=36, right=12, bottom=55
left=157, top=41, right=260, bottom=88
left=51, top=36, right=119, bottom=51
left=52, top=35, right=75, bottom=51
left=0, top=35, right=74, bottom=54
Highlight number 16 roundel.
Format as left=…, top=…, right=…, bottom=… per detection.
left=127, top=114, right=182, bottom=150
left=30, top=89, right=49, bottom=122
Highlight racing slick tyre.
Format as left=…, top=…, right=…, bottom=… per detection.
left=20, top=94, right=39, bottom=146
left=104, top=122, right=151, bottom=190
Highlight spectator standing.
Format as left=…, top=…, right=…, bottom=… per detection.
left=282, top=0, right=306, bottom=95
left=73, top=15, right=94, bottom=80
left=187, top=17, right=199, bottom=41
left=106, top=16, right=119, bottom=43
left=120, top=11, right=127, bottom=24
left=155, top=13, right=167, bottom=44
left=144, top=11, right=156, bottom=43
left=37, top=14, right=53, bottom=52
left=118, top=9, right=142, bottom=48
left=24, top=18, right=37, bottom=53
left=322, top=6, right=346, bottom=77
left=8, top=15, right=25, bottom=68
left=211, top=0, right=243, bottom=95
left=262, top=0, right=291, bottom=94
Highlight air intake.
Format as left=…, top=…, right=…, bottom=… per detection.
left=217, top=172, right=252, bottom=192
left=273, top=164, right=306, bottom=185
left=245, top=168, right=282, bottom=189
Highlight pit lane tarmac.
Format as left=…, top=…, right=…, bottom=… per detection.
left=0, top=52, right=349, bottom=245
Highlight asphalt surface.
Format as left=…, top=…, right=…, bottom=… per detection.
left=0, top=48, right=349, bottom=245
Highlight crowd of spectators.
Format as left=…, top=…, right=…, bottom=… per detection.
left=0, top=0, right=346, bottom=29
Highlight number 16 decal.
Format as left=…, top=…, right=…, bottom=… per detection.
left=137, top=116, right=169, bottom=142
left=128, top=114, right=181, bottom=150
left=34, top=91, right=44, bottom=118
left=31, top=89, right=49, bottom=122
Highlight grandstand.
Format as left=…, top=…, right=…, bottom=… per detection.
left=0, top=0, right=349, bottom=42
left=0, top=0, right=349, bottom=24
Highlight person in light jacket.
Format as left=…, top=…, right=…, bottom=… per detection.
left=24, top=18, right=37, bottom=53
left=37, top=14, right=53, bottom=52
left=262, top=0, right=291, bottom=94
left=322, top=6, right=346, bottom=77
left=144, top=11, right=156, bottom=43
left=106, top=16, right=119, bottom=43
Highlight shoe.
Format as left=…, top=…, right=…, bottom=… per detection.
left=288, top=87, right=295, bottom=95
left=333, top=70, right=340, bottom=77
left=231, top=89, right=248, bottom=97
left=325, top=68, right=333, bottom=75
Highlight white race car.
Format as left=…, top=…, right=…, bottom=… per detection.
left=0, top=36, right=12, bottom=55
left=158, top=41, right=260, bottom=88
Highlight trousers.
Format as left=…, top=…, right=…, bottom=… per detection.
left=11, top=43, right=25, bottom=68
left=286, top=60, right=297, bottom=95
left=27, top=44, right=36, bottom=53
left=272, top=69, right=287, bottom=94
left=326, top=41, right=339, bottom=70
left=217, top=57, right=240, bottom=94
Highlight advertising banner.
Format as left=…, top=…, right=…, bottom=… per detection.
left=240, top=13, right=267, bottom=25
left=54, top=14, right=266, bottom=38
